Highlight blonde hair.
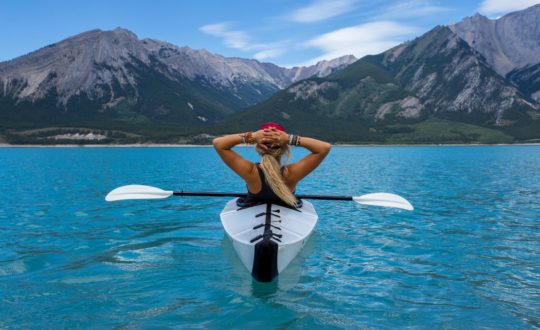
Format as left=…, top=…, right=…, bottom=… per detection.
left=255, top=144, right=298, bottom=207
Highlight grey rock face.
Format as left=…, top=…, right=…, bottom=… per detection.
left=288, top=81, right=339, bottom=101
left=450, top=4, right=540, bottom=76
left=376, top=96, right=423, bottom=120
left=507, top=63, right=540, bottom=102
left=288, top=55, right=357, bottom=82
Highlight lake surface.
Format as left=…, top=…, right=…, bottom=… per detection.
left=0, top=146, right=539, bottom=329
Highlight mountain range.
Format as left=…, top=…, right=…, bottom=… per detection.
left=1, top=4, right=539, bottom=144
left=0, top=28, right=354, bottom=134
left=215, top=5, right=540, bottom=144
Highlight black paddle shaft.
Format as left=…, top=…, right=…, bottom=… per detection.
left=172, top=191, right=353, bottom=201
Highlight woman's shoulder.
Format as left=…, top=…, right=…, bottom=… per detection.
left=280, top=164, right=294, bottom=179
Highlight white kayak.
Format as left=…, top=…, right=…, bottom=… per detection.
left=219, top=198, right=318, bottom=282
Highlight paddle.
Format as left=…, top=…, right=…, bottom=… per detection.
left=106, top=184, right=414, bottom=210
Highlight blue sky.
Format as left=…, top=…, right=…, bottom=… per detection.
left=0, top=0, right=538, bottom=67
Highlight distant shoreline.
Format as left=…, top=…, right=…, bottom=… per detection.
left=1, top=143, right=539, bottom=148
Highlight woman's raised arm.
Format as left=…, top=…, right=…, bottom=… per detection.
left=284, top=134, right=331, bottom=184
left=212, top=130, right=272, bottom=180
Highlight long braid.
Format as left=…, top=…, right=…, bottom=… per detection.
left=256, top=145, right=297, bottom=207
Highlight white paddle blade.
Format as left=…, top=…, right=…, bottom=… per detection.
left=105, top=185, right=173, bottom=202
left=353, top=193, right=414, bottom=211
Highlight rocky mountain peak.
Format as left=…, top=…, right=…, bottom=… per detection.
left=287, top=55, right=357, bottom=82
left=450, top=4, right=540, bottom=76
left=0, top=28, right=153, bottom=104
left=379, top=25, right=537, bottom=125
left=470, top=12, right=489, bottom=21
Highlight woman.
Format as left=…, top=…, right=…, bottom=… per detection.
left=213, top=122, right=331, bottom=207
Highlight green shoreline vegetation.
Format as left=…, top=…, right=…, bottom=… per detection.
left=1, top=118, right=538, bottom=145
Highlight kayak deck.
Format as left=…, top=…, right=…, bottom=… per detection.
left=220, top=198, right=318, bottom=282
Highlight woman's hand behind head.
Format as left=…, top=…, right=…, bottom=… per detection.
left=254, top=128, right=288, bottom=149
left=273, top=128, right=289, bottom=146
left=252, top=129, right=268, bottom=149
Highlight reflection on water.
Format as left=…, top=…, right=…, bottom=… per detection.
left=221, top=232, right=317, bottom=298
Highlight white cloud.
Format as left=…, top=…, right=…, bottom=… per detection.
left=287, top=0, right=356, bottom=23
left=479, top=0, right=539, bottom=15
left=302, top=21, right=418, bottom=65
left=200, top=23, right=249, bottom=49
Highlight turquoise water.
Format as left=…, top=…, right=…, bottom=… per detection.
left=0, top=146, right=539, bottom=328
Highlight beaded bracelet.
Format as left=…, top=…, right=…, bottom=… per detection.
left=288, top=134, right=301, bottom=146
left=245, top=131, right=253, bottom=144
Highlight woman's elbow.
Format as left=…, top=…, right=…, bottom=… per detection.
left=212, top=137, right=222, bottom=149
left=322, top=142, right=331, bottom=155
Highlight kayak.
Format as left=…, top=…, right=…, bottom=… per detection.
left=219, top=198, right=318, bottom=282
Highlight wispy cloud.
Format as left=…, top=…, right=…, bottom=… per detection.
left=200, top=22, right=289, bottom=60
left=199, top=23, right=249, bottom=49
left=479, top=0, right=539, bottom=15
left=302, top=21, right=419, bottom=65
left=200, top=1, right=442, bottom=65
left=376, top=0, right=449, bottom=19
left=253, top=49, right=285, bottom=61
left=286, top=0, right=357, bottom=23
